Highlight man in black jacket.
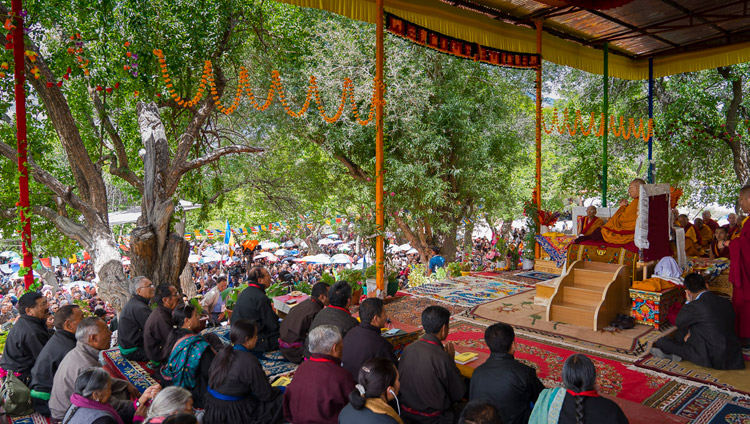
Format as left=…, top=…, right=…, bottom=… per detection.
left=231, top=266, right=280, bottom=352
left=279, top=282, right=329, bottom=363
left=652, top=273, right=745, bottom=370
left=30, top=305, right=83, bottom=416
left=0, top=292, right=52, bottom=383
left=342, top=297, right=396, bottom=377
left=118, top=276, right=155, bottom=361
left=399, top=306, right=465, bottom=424
left=144, top=284, right=180, bottom=364
left=309, top=281, right=359, bottom=339
left=469, top=323, right=544, bottom=424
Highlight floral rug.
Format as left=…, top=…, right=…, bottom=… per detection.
left=446, top=320, right=670, bottom=404
left=644, top=381, right=750, bottom=423
left=404, top=275, right=534, bottom=308
left=470, top=290, right=668, bottom=356
left=5, top=414, right=50, bottom=424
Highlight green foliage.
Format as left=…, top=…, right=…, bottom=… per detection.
left=266, top=282, right=286, bottom=298
left=447, top=262, right=463, bottom=277
left=224, top=287, right=243, bottom=310
left=189, top=298, right=203, bottom=316
left=363, top=265, right=376, bottom=280
left=294, top=281, right=312, bottom=295
left=73, top=299, right=92, bottom=317
left=320, top=272, right=336, bottom=286
left=338, top=268, right=364, bottom=285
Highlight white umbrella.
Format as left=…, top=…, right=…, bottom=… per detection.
left=327, top=234, right=340, bottom=239
left=255, top=252, right=278, bottom=261
left=122, top=259, right=131, bottom=265
left=399, top=243, right=411, bottom=251
left=318, top=238, right=334, bottom=246
left=296, top=255, right=318, bottom=263
left=9, top=270, right=41, bottom=280
left=0, top=251, right=16, bottom=258
left=283, top=241, right=295, bottom=248
left=63, top=280, right=94, bottom=290
left=337, top=243, right=351, bottom=252
left=330, top=254, right=353, bottom=264
left=406, top=248, right=419, bottom=255
left=260, top=241, right=280, bottom=250
left=188, top=254, right=201, bottom=264
left=311, top=254, right=332, bottom=264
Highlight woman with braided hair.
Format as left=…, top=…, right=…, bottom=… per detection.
left=529, top=354, right=628, bottom=423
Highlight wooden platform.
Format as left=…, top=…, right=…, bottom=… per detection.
left=547, top=260, right=631, bottom=330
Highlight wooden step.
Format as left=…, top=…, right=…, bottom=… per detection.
left=571, top=269, right=613, bottom=286
left=578, top=261, right=622, bottom=272
left=560, top=286, right=604, bottom=306
left=549, top=302, right=597, bottom=328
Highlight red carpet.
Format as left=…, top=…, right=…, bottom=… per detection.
left=447, top=321, right=670, bottom=404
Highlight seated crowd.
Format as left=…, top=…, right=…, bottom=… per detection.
left=0, top=267, right=639, bottom=424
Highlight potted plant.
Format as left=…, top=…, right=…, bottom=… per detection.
left=363, top=265, right=377, bottom=294
left=508, top=243, right=521, bottom=271
left=387, top=270, right=400, bottom=296
left=447, top=262, right=463, bottom=278
left=348, top=280, right=364, bottom=305
left=294, top=281, right=312, bottom=295
left=522, top=231, right=536, bottom=270
left=337, top=269, right=365, bottom=304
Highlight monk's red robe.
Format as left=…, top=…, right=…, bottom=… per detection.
left=729, top=216, right=750, bottom=338
left=711, top=240, right=730, bottom=259
left=577, top=216, right=603, bottom=236
left=705, top=218, right=720, bottom=233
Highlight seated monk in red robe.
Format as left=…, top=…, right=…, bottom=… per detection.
left=702, top=210, right=719, bottom=233
left=695, top=218, right=713, bottom=251
left=678, top=214, right=704, bottom=257
left=577, top=205, right=604, bottom=236
left=709, top=227, right=730, bottom=259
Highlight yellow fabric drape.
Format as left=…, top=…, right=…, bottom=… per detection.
left=275, top=0, right=750, bottom=80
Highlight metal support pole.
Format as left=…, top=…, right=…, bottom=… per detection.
left=602, top=43, right=609, bottom=208
left=534, top=21, right=542, bottom=259
left=375, top=0, right=385, bottom=294
left=12, top=0, right=33, bottom=290
left=648, top=57, right=654, bottom=184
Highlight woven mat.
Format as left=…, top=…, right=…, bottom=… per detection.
left=4, top=414, right=50, bottom=424
left=404, top=275, right=533, bottom=308
left=380, top=295, right=471, bottom=328
left=634, top=354, right=750, bottom=396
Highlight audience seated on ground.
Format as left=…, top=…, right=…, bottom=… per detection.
left=309, top=281, right=359, bottom=339
left=577, top=205, right=604, bottom=236
left=530, top=354, right=627, bottom=423
left=284, top=325, right=355, bottom=424
left=709, top=227, right=731, bottom=259
left=339, top=357, right=403, bottom=424
left=50, top=317, right=152, bottom=421
left=204, top=319, right=283, bottom=424
left=0, top=291, right=52, bottom=383
left=118, top=276, right=155, bottom=362
left=398, top=306, right=466, bottom=424
left=469, top=323, right=544, bottom=424
left=230, top=266, right=281, bottom=352
left=652, top=273, right=745, bottom=369
left=458, top=400, right=503, bottom=424
left=342, top=297, right=397, bottom=378
left=678, top=214, right=704, bottom=257
left=30, top=304, right=83, bottom=416
left=144, top=386, right=195, bottom=424
left=62, top=368, right=159, bottom=424
left=162, top=304, right=221, bottom=409
left=279, top=282, right=329, bottom=363
left=144, top=284, right=180, bottom=366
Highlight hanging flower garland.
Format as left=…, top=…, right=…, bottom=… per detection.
left=541, top=108, right=654, bottom=142
left=153, top=49, right=383, bottom=125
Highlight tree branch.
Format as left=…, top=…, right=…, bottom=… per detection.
left=179, top=144, right=265, bottom=175
left=0, top=205, right=93, bottom=249
left=89, top=88, right=144, bottom=192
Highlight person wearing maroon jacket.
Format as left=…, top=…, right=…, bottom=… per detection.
left=283, top=325, right=355, bottom=424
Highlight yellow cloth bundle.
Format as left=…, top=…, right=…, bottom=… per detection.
left=632, top=277, right=676, bottom=292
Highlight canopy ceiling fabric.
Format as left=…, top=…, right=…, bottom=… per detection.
left=276, top=0, right=750, bottom=80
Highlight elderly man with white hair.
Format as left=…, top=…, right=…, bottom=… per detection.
left=50, top=317, right=160, bottom=421
left=118, top=276, right=155, bottom=361
left=283, top=325, right=355, bottom=424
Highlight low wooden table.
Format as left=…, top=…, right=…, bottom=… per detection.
left=383, top=320, right=421, bottom=358
left=273, top=294, right=309, bottom=315
left=629, top=286, right=683, bottom=330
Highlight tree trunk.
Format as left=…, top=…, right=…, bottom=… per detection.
left=441, top=220, right=459, bottom=264
left=91, top=229, right=131, bottom=310
left=180, top=263, right=196, bottom=299
left=129, top=103, right=190, bottom=289
left=394, top=216, right=431, bottom=263
left=463, top=220, right=474, bottom=258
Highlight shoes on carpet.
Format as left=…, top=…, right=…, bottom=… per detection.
left=650, top=347, right=682, bottom=362
left=609, top=314, right=636, bottom=330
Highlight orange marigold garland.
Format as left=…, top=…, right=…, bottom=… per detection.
left=541, top=108, right=653, bottom=142
left=153, top=50, right=383, bottom=124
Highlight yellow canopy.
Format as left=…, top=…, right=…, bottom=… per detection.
left=275, top=0, right=750, bottom=80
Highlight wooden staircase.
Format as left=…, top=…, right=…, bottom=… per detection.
left=546, top=260, right=631, bottom=330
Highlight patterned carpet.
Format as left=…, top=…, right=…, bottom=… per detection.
left=446, top=320, right=670, bottom=404
left=644, top=381, right=750, bottom=423
left=634, top=354, right=750, bottom=395
left=404, top=275, right=534, bottom=308
left=381, top=295, right=471, bottom=328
